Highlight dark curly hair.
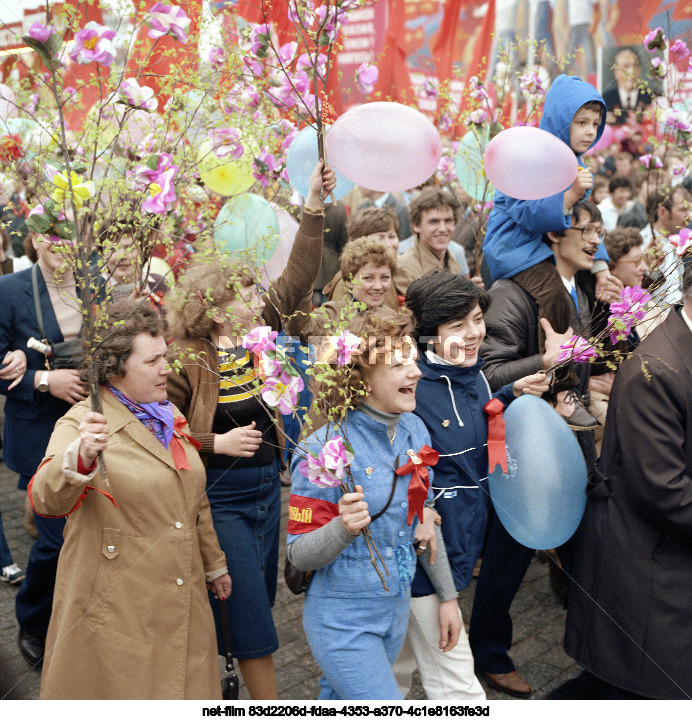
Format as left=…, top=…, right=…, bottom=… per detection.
left=84, top=300, right=167, bottom=384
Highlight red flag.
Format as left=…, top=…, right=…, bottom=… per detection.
left=433, top=0, right=464, bottom=83
left=373, top=0, right=414, bottom=103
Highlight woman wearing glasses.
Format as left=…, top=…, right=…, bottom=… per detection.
left=166, top=162, right=335, bottom=700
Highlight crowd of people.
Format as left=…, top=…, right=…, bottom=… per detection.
left=1, top=68, right=691, bottom=703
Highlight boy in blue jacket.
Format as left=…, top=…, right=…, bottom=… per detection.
left=483, top=74, right=622, bottom=428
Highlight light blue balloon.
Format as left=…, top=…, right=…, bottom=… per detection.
left=455, top=129, right=494, bottom=202
left=213, top=193, right=279, bottom=263
left=488, top=394, right=587, bottom=550
left=286, top=125, right=354, bottom=201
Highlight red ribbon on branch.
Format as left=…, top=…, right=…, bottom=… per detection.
left=396, top=445, right=439, bottom=526
left=484, top=398, right=508, bottom=474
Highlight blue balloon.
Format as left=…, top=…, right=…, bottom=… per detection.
left=455, top=129, right=494, bottom=202
left=286, top=125, right=354, bottom=201
left=214, top=193, right=279, bottom=263
left=488, top=394, right=587, bottom=549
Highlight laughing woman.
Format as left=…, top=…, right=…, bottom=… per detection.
left=166, top=162, right=336, bottom=700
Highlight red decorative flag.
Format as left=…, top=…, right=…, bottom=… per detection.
left=321, top=92, right=339, bottom=124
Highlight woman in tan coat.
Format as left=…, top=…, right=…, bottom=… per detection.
left=30, top=301, right=231, bottom=700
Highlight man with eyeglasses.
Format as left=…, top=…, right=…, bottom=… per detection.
left=0, top=233, right=87, bottom=667
left=468, top=200, right=608, bottom=698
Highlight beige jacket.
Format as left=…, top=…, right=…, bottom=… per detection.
left=393, top=239, right=461, bottom=296
left=32, top=388, right=226, bottom=699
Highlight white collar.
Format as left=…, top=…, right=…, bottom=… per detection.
left=560, top=275, right=576, bottom=293
left=425, top=348, right=456, bottom=366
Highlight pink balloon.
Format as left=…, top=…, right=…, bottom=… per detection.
left=588, top=123, right=614, bottom=153
left=483, top=127, right=578, bottom=200
left=326, top=102, right=441, bottom=192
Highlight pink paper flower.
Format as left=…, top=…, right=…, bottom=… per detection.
left=520, top=71, right=545, bottom=96
left=28, top=21, right=55, bottom=44
left=670, top=38, right=690, bottom=62
left=248, top=23, right=270, bottom=57
left=288, top=0, right=314, bottom=24
left=639, top=154, right=663, bottom=169
left=650, top=56, right=666, bottom=78
left=334, top=331, right=361, bottom=366
left=70, top=22, right=117, bottom=66
left=118, top=78, right=158, bottom=112
left=356, top=62, right=378, bottom=94
left=557, top=335, right=598, bottom=364
left=669, top=228, right=692, bottom=256
left=466, top=109, right=488, bottom=125
left=277, top=41, right=298, bottom=65
left=146, top=2, right=190, bottom=43
left=261, top=374, right=304, bottom=415
left=608, top=285, right=651, bottom=343
left=643, top=27, right=666, bottom=52
left=469, top=76, right=489, bottom=100
left=135, top=153, right=179, bottom=215
left=437, top=156, right=457, bottom=184
left=208, top=128, right=244, bottom=160
left=253, top=149, right=281, bottom=187
left=421, top=77, right=438, bottom=99
left=209, top=46, right=226, bottom=70
left=242, top=326, right=278, bottom=354
left=438, top=112, right=453, bottom=133
left=664, top=108, right=691, bottom=133
left=298, top=435, right=354, bottom=488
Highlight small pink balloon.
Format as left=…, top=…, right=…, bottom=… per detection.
left=326, top=102, right=441, bottom=192
left=588, top=123, right=614, bottom=153
left=483, top=127, right=578, bottom=200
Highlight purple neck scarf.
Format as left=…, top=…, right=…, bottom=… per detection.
left=106, top=383, right=175, bottom=449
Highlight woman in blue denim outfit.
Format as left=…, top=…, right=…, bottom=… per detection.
left=288, top=307, right=461, bottom=700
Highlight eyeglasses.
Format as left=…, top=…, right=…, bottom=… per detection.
left=618, top=255, right=645, bottom=265
left=571, top=224, right=607, bottom=242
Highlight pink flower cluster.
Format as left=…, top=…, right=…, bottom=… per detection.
left=146, top=3, right=190, bottom=44
left=356, top=62, right=378, bottom=95
left=639, top=154, right=663, bottom=170
left=119, top=78, right=158, bottom=112
left=608, top=285, right=651, bottom=344
left=466, top=109, right=488, bottom=125
left=259, top=348, right=305, bottom=415
left=670, top=38, right=690, bottom=62
left=242, top=326, right=278, bottom=354
left=70, top=22, right=117, bottom=66
left=557, top=335, right=598, bottom=364
left=208, top=128, right=244, bottom=160
left=28, top=21, right=55, bottom=44
left=436, top=156, right=457, bottom=184
left=664, top=108, right=691, bottom=133
left=299, top=436, right=354, bottom=488
left=669, top=228, right=692, bottom=256
left=208, top=47, right=226, bottom=71
left=133, top=153, right=179, bottom=215
left=248, top=23, right=271, bottom=57
left=253, top=149, right=281, bottom=187
left=643, top=27, right=666, bottom=52
left=334, top=331, right=361, bottom=366
left=520, top=71, right=545, bottom=96
left=271, top=69, right=311, bottom=109
left=468, top=76, right=489, bottom=100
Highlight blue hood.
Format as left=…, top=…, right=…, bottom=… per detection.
left=539, top=74, right=606, bottom=159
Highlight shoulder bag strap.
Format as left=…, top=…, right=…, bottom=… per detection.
left=370, top=454, right=400, bottom=523
left=31, top=263, right=46, bottom=341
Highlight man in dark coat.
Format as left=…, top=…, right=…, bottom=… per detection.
left=563, top=262, right=692, bottom=700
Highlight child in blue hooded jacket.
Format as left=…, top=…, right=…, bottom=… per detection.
left=483, top=74, right=622, bottom=428
left=392, top=270, right=550, bottom=700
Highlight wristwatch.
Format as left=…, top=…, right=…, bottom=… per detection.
left=37, top=370, right=50, bottom=393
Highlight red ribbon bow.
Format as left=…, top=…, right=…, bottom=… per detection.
left=484, top=398, right=508, bottom=474
left=395, top=444, right=439, bottom=525
left=170, top=416, right=201, bottom=471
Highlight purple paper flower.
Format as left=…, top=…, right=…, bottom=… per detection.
left=261, top=374, right=304, bottom=415
left=248, top=23, right=270, bottom=57
left=243, top=55, right=263, bottom=77
left=466, top=109, right=488, bottom=125
left=421, top=77, right=438, bottom=99
left=281, top=125, right=299, bottom=152
left=146, top=2, right=190, bottom=43
left=608, top=285, right=651, bottom=343
left=650, top=56, right=666, bottom=78
left=664, top=108, right=691, bottom=133
left=70, top=22, right=117, bottom=66
left=438, top=112, right=453, bottom=133
left=639, top=153, right=663, bottom=169
left=670, top=38, right=690, bottom=62
left=209, top=46, right=226, bottom=71
left=356, top=62, right=378, bottom=94
left=288, top=0, right=314, bottom=24
left=334, top=331, right=361, bottom=366
left=208, top=128, right=244, bottom=160
left=253, top=149, right=280, bottom=187
left=669, top=228, right=692, bottom=256
left=314, top=4, right=341, bottom=43
left=643, top=26, right=666, bottom=52
left=118, top=78, right=158, bottom=112
left=520, top=71, right=545, bottom=96
left=28, top=21, right=55, bottom=44
left=469, top=76, right=489, bottom=100
left=242, top=326, right=278, bottom=354
left=557, top=335, right=598, bottom=364
left=135, top=153, right=179, bottom=215
left=277, top=41, right=298, bottom=65
left=298, top=451, right=342, bottom=488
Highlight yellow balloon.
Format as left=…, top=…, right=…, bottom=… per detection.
left=197, top=140, right=255, bottom=196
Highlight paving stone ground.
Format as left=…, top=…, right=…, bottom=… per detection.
left=0, top=396, right=580, bottom=701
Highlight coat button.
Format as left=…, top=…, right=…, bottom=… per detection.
left=398, top=531, right=405, bottom=537
left=401, top=502, right=407, bottom=508
left=175, top=522, right=182, bottom=529
left=385, top=548, right=393, bottom=559
left=107, top=545, right=115, bottom=553
left=176, top=578, right=183, bottom=586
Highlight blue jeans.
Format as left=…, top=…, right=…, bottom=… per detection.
left=16, top=474, right=65, bottom=638
left=206, top=461, right=281, bottom=659
left=304, top=592, right=411, bottom=700
left=0, top=508, right=14, bottom=568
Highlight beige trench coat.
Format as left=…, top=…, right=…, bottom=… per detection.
left=31, top=388, right=227, bottom=700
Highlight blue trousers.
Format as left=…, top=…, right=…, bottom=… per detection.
left=303, top=592, right=410, bottom=700
left=0, top=508, right=14, bottom=568
left=15, top=474, right=65, bottom=638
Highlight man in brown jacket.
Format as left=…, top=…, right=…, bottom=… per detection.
left=394, top=188, right=462, bottom=297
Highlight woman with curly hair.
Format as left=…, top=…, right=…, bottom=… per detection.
left=287, top=306, right=461, bottom=700
left=166, top=162, right=335, bottom=699
left=30, top=300, right=231, bottom=699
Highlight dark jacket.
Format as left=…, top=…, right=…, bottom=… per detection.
left=0, top=267, right=72, bottom=477
left=411, top=354, right=514, bottom=596
left=564, top=306, right=692, bottom=699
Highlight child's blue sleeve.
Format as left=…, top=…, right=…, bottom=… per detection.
left=493, top=382, right=517, bottom=409
left=503, top=192, right=571, bottom=235
left=595, top=244, right=609, bottom=262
